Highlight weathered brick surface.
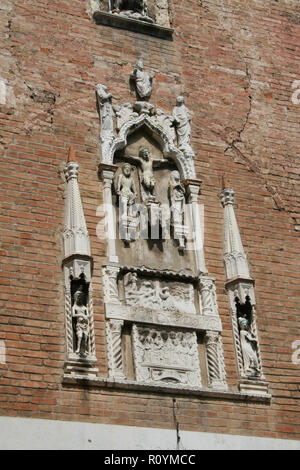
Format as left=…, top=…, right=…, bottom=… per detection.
left=0, top=0, right=299, bottom=440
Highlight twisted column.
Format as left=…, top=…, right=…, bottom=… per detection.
left=231, top=309, right=244, bottom=376
left=205, top=331, right=227, bottom=390
left=107, top=319, right=125, bottom=380
left=88, top=285, right=96, bottom=359
left=65, top=289, right=74, bottom=358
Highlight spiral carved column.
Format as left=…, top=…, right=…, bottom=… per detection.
left=65, top=288, right=73, bottom=358
left=205, top=331, right=227, bottom=390
left=107, top=319, right=125, bottom=380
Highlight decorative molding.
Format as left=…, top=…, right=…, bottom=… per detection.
left=92, top=10, right=174, bottom=39
left=118, top=265, right=197, bottom=282
left=105, top=302, right=222, bottom=332
left=62, top=375, right=271, bottom=403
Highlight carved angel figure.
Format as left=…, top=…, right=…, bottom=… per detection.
left=238, top=317, right=260, bottom=377
left=96, top=84, right=114, bottom=134
left=131, top=60, right=155, bottom=100
left=72, top=288, right=89, bottom=356
left=173, top=96, right=194, bottom=157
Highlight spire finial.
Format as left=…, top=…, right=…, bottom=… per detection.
left=67, top=146, right=76, bottom=163
left=221, top=174, right=227, bottom=190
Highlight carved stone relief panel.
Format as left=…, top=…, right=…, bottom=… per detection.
left=123, top=273, right=196, bottom=315
left=199, top=277, right=219, bottom=316
left=132, top=324, right=202, bottom=386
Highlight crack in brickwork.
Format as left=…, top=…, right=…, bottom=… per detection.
left=199, top=0, right=298, bottom=226
left=172, top=398, right=182, bottom=450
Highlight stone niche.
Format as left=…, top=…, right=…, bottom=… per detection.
left=89, top=0, right=173, bottom=39
left=113, top=129, right=197, bottom=274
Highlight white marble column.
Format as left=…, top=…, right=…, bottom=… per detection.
left=184, top=179, right=207, bottom=274
left=99, top=163, right=119, bottom=263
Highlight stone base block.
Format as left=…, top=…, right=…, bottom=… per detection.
left=239, top=378, right=269, bottom=396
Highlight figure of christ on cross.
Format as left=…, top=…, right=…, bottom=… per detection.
left=127, top=146, right=168, bottom=202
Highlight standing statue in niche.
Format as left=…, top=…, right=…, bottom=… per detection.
left=168, top=170, right=187, bottom=251
left=131, top=60, right=155, bottom=100
left=116, top=163, right=137, bottom=217
left=173, top=96, right=194, bottom=158
left=238, top=317, right=260, bottom=377
left=129, top=147, right=156, bottom=201
left=168, top=170, right=185, bottom=226
left=72, top=287, right=89, bottom=357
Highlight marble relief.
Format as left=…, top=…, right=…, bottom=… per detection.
left=124, top=273, right=196, bottom=315
left=132, top=325, right=202, bottom=386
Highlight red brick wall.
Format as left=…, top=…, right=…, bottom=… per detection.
left=0, top=0, right=299, bottom=440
